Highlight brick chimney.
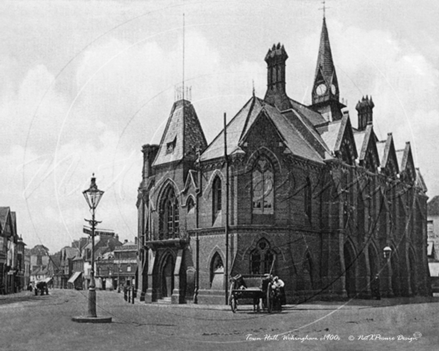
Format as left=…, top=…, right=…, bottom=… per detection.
left=263, top=43, right=291, bottom=111
left=356, top=96, right=374, bottom=131
left=142, top=144, right=159, bottom=183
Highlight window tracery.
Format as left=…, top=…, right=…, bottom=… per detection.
left=252, top=158, right=274, bottom=214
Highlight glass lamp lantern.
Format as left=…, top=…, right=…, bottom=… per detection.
left=83, top=174, right=104, bottom=210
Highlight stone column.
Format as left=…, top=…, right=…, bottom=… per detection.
left=145, top=249, right=156, bottom=303
left=171, top=249, right=183, bottom=304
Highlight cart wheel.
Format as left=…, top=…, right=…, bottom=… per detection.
left=229, top=282, right=237, bottom=313
left=267, top=285, right=273, bottom=313
left=230, top=296, right=237, bottom=313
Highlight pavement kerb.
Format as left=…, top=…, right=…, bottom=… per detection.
left=123, top=295, right=438, bottom=311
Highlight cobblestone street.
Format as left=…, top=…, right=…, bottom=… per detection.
left=0, top=289, right=437, bottom=351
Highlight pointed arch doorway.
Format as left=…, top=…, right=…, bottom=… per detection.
left=161, top=253, right=174, bottom=299
left=344, top=242, right=356, bottom=298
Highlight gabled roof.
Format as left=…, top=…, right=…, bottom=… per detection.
left=200, top=97, right=260, bottom=161
left=49, top=254, right=61, bottom=268
left=353, top=125, right=379, bottom=167
left=353, top=130, right=366, bottom=158
left=115, top=241, right=137, bottom=251
left=316, top=119, right=341, bottom=155
left=200, top=96, right=326, bottom=164
left=396, top=142, right=416, bottom=182
left=428, top=196, right=439, bottom=216
left=29, top=245, right=49, bottom=256
left=0, top=207, right=10, bottom=232
left=377, top=133, right=399, bottom=174
left=319, top=114, right=357, bottom=162
left=182, top=170, right=199, bottom=194
left=153, top=99, right=207, bottom=167
left=415, top=168, right=428, bottom=193
left=61, top=246, right=80, bottom=260
left=289, top=99, right=327, bottom=126
left=284, top=106, right=331, bottom=157
left=200, top=97, right=259, bottom=161
left=94, top=246, right=109, bottom=259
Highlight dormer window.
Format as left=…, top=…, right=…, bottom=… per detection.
left=166, top=137, right=176, bottom=154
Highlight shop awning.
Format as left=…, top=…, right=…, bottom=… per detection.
left=429, top=262, right=439, bottom=277
left=68, top=272, right=82, bottom=284
left=41, top=277, right=53, bottom=283
left=427, top=242, right=434, bottom=256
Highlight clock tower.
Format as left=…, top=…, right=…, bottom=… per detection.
left=310, top=17, right=345, bottom=122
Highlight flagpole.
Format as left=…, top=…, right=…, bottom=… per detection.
left=224, top=112, right=229, bottom=305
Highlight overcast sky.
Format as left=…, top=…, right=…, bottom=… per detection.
left=1, top=0, right=437, bottom=253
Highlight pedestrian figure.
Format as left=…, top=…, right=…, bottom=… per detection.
left=371, top=274, right=381, bottom=300
left=271, top=276, right=285, bottom=311
left=261, top=274, right=272, bottom=309
left=123, top=284, right=128, bottom=301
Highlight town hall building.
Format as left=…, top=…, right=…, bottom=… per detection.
left=136, top=18, right=431, bottom=305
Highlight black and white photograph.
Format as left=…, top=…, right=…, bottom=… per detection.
left=0, top=1, right=438, bottom=350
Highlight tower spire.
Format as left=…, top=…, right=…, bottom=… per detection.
left=314, top=17, right=335, bottom=88
left=310, top=16, right=345, bottom=121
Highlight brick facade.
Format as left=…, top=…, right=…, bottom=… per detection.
left=137, top=19, right=430, bottom=305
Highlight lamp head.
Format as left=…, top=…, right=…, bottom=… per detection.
left=83, top=174, right=104, bottom=210
left=383, top=246, right=392, bottom=258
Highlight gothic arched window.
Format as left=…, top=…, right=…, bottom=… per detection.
left=210, top=252, right=224, bottom=287
left=159, top=186, right=179, bottom=240
left=249, top=239, right=275, bottom=274
left=212, top=176, right=222, bottom=220
left=186, top=196, right=195, bottom=214
left=252, top=158, right=274, bottom=214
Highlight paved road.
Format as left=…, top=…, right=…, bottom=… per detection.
left=0, top=289, right=437, bottom=351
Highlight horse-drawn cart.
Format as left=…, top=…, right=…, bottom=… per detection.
left=228, top=274, right=275, bottom=313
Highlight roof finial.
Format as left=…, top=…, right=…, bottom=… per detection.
left=252, top=79, right=255, bottom=97
left=182, top=13, right=185, bottom=101
left=320, top=0, right=326, bottom=19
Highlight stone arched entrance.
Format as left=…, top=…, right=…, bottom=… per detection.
left=344, top=242, right=356, bottom=298
left=160, top=253, right=174, bottom=298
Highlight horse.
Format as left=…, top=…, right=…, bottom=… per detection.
left=35, top=281, right=49, bottom=295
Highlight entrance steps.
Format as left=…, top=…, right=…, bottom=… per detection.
left=156, top=297, right=172, bottom=304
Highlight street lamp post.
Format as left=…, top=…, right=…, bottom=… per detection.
left=72, top=174, right=111, bottom=323
left=118, top=264, right=122, bottom=293
left=383, top=246, right=392, bottom=260
left=383, top=246, right=392, bottom=297
left=372, top=246, right=392, bottom=300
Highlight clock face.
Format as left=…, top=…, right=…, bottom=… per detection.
left=316, top=84, right=327, bottom=96
left=331, top=84, right=337, bottom=94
